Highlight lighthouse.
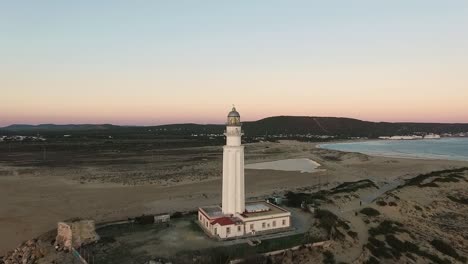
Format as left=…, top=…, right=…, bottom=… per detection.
left=222, top=106, right=245, bottom=214
left=198, top=106, right=291, bottom=239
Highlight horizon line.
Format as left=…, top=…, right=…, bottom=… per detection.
left=2, top=114, right=468, bottom=128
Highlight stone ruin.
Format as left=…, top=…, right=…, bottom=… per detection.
left=55, top=219, right=100, bottom=251
left=1, top=219, right=99, bottom=264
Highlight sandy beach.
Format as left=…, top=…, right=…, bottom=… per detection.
left=1, top=140, right=467, bottom=255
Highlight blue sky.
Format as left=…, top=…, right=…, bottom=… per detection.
left=1, top=1, right=468, bottom=125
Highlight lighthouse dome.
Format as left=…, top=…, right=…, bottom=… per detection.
left=228, top=107, right=240, bottom=117
left=227, top=106, right=241, bottom=126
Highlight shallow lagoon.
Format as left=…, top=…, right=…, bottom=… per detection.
left=245, top=158, right=321, bottom=173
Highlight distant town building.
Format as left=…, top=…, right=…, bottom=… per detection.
left=198, top=107, right=291, bottom=239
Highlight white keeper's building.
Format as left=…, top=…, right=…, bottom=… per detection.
left=198, top=107, right=291, bottom=239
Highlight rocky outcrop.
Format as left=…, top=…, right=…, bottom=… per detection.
left=1, top=239, right=48, bottom=264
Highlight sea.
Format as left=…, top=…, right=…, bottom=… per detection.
left=319, top=138, right=468, bottom=161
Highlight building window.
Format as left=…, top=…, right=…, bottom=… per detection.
left=273, top=221, right=276, bottom=227
left=237, top=226, right=241, bottom=232
left=262, top=222, right=266, bottom=228
left=282, top=219, right=286, bottom=226
left=226, top=227, right=231, bottom=234
left=214, top=228, right=217, bottom=235
left=250, top=224, right=254, bottom=230
left=199, top=215, right=202, bottom=221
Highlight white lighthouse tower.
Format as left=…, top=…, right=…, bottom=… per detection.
left=198, top=106, right=291, bottom=239
left=222, top=106, right=245, bottom=214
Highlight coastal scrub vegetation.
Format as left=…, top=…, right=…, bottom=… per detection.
left=430, top=239, right=467, bottom=262
left=330, top=179, right=378, bottom=194
left=447, top=195, right=468, bottom=205
left=402, top=167, right=468, bottom=188
left=322, top=250, right=336, bottom=264
left=285, top=191, right=328, bottom=207
left=365, top=221, right=453, bottom=264
left=314, top=209, right=350, bottom=240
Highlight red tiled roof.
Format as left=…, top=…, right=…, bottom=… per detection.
left=211, top=217, right=235, bottom=226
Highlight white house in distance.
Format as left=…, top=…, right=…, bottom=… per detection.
left=198, top=107, right=291, bottom=239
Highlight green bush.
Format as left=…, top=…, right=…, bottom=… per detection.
left=447, top=195, right=468, bottom=205
left=368, top=237, right=385, bottom=248
left=365, top=243, right=393, bottom=259
left=315, top=209, right=338, bottom=232
left=330, top=179, right=378, bottom=194
left=360, top=207, right=380, bottom=217
left=285, top=191, right=327, bottom=207
left=431, top=239, right=466, bottom=262
left=369, top=220, right=407, bottom=236
left=364, top=256, right=379, bottom=264
left=376, top=200, right=387, bottom=206
left=171, top=211, right=183, bottom=218
left=347, top=230, right=358, bottom=239
left=322, top=250, right=336, bottom=264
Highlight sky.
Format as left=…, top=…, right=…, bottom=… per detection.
left=1, top=1, right=468, bottom=126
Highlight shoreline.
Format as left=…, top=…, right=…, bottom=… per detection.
left=318, top=139, right=468, bottom=162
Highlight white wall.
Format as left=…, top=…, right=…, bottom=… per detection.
left=244, top=216, right=290, bottom=234
left=213, top=223, right=244, bottom=238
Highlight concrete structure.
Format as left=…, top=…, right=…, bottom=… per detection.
left=198, top=107, right=291, bottom=239
left=154, top=214, right=170, bottom=223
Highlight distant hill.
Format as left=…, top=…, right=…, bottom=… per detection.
left=2, top=116, right=468, bottom=138
left=2, top=124, right=118, bottom=131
